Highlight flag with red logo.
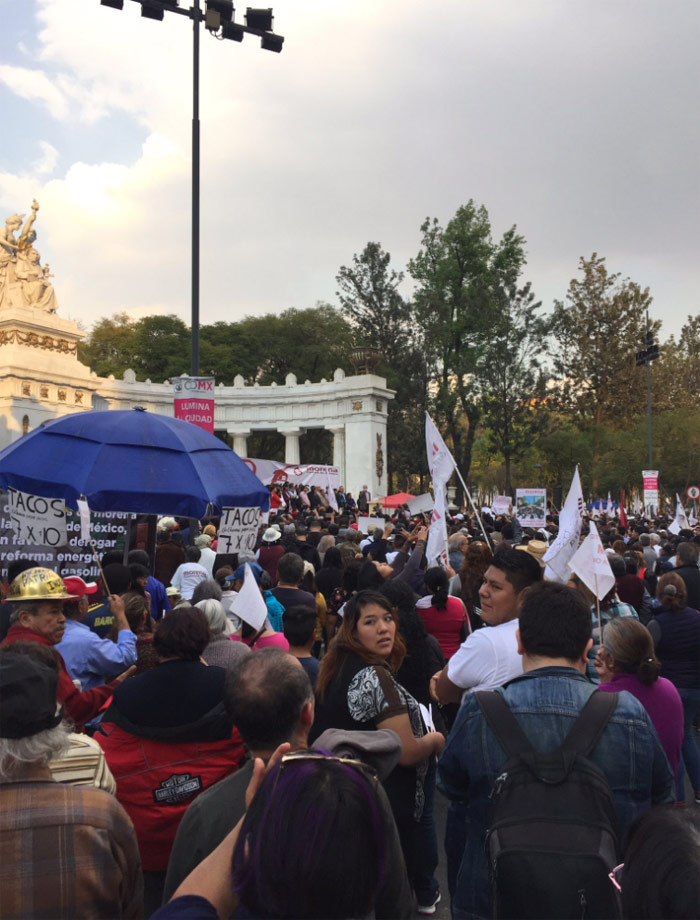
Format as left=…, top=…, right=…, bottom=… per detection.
left=425, top=413, right=456, bottom=486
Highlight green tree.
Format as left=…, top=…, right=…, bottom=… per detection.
left=476, top=281, right=550, bottom=495
left=408, top=201, right=527, bottom=490
left=551, top=254, right=657, bottom=488
left=336, top=243, right=429, bottom=490
left=77, top=312, right=137, bottom=378
left=132, top=314, right=189, bottom=381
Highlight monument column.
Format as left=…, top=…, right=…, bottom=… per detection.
left=229, top=429, right=250, bottom=457
left=279, top=428, right=302, bottom=464
left=328, top=426, right=346, bottom=484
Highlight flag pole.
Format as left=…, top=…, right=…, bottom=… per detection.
left=594, top=574, right=603, bottom=648
left=453, top=467, right=491, bottom=545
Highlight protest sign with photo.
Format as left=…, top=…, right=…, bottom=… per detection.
left=515, top=489, right=547, bottom=527
left=172, top=376, right=215, bottom=433
left=217, top=506, right=262, bottom=554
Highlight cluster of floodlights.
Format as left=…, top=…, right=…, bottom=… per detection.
left=100, top=1, right=284, bottom=52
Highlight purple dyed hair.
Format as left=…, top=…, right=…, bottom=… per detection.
left=231, top=751, right=388, bottom=918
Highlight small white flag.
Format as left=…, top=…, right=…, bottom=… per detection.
left=543, top=467, right=584, bottom=583
left=668, top=494, right=690, bottom=535
left=606, top=492, right=613, bottom=516
left=77, top=498, right=91, bottom=543
left=426, top=482, right=449, bottom=567
left=425, top=413, right=456, bottom=486
left=569, top=521, right=615, bottom=601
left=326, top=469, right=339, bottom=512
left=231, top=564, right=268, bottom=631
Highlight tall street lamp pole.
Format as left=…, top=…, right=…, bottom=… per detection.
left=99, top=1, right=284, bottom=375
left=635, top=307, right=659, bottom=468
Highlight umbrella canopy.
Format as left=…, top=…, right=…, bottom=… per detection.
left=378, top=492, right=416, bottom=507
left=0, top=408, right=269, bottom=518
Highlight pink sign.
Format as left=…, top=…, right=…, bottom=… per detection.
left=172, top=376, right=215, bottom=433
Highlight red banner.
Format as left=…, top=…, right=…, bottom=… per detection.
left=172, top=376, right=215, bottom=433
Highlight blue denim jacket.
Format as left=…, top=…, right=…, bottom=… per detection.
left=437, top=667, right=675, bottom=920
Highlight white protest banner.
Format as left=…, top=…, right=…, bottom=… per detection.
left=77, top=499, right=91, bottom=543
left=642, top=470, right=659, bottom=514
left=515, top=488, right=547, bottom=527
left=231, top=564, right=268, bottom=630
left=406, top=493, right=435, bottom=516
left=543, top=467, right=584, bottom=583
left=357, top=516, right=386, bottom=534
left=425, top=413, right=456, bottom=485
left=217, top=506, right=262, bottom=554
left=426, top=483, right=449, bottom=567
left=569, top=521, right=615, bottom=601
left=491, top=495, right=512, bottom=516
left=242, top=459, right=341, bottom=490
left=8, top=488, right=67, bottom=547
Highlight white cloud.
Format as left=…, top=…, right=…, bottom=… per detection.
left=31, top=140, right=58, bottom=176
left=0, top=64, right=68, bottom=119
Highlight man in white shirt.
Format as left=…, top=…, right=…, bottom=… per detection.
left=431, top=548, right=543, bottom=703
left=430, top=548, right=543, bottom=901
left=171, top=547, right=208, bottom=601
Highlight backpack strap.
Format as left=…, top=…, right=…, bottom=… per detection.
left=475, top=690, right=535, bottom=758
left=560, top=690, right=619, bottom=758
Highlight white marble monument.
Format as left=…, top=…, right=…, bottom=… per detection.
left=0, top=202, right=393, bottom=498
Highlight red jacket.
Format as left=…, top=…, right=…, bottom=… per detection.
left=1, top=624, right=113, bottom=729
left=97, top=721, right=245, bottom=871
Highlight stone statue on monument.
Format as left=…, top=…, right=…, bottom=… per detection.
left=0, top=200, right=58, bottom=312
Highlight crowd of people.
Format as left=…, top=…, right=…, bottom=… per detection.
left=0, top=492, right=699, bottom=919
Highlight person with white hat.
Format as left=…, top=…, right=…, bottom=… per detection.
left=56, top=576, right=137, bottom=693
left=257, top=526, right=286, bottom=582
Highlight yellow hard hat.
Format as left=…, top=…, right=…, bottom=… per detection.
left=7, top=568, right=78, bottom=602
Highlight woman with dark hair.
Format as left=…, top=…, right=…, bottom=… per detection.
left=97, top=607, right=245, bottom=912
left=117, top=590, right=158, bottom=673
left=457, top=541, right=493, bottom=632
left=311, top=590, right=444, bottom=914
left=617, top=806, right=700, bottom=920
left=417, top=566, right=469, bottom=661
left=595, top=617, right=683, bottom=778
left=648, top=572, right=700, bottom=805
left=315, top=546, right=344, bottom=603
left=326, top=558, right=362, bottom=641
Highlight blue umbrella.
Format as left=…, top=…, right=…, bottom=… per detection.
left=0, top=408, right=269, bottom=517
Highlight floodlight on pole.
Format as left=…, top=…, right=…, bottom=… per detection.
left=97, top=0, right=283, bottom=378
left=245, top=7, right=273, bottom=31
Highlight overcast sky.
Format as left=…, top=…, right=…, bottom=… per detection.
left=1, top=0, right=698, bottom=344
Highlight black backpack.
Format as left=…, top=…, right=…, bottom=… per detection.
left=475, top=689, right=622, bottom=920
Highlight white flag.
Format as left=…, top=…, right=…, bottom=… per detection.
left=668, top=494, right=690, bottom=535
left=633, top=493, right=641, bottom=515
left=569, top=521, right=615, bottom=601
left=77, top=498, right=92, bottom=543
left=231, top=564, right=268, bottom=631
left=425, top=413, right=456, bottom=486
left=543, top=467, right=584, bottom=583
left=326, top=468, right=338, bottom=512
left=606, top=492, right=613, bottom=516
left=426, top=482, right=449, bottom=567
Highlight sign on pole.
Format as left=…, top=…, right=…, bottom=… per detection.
left=515, top=489, right=547, bottom=527
left=172, top=376, right=215, bottom=433
left=642, top=470, right=659, bottom=513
